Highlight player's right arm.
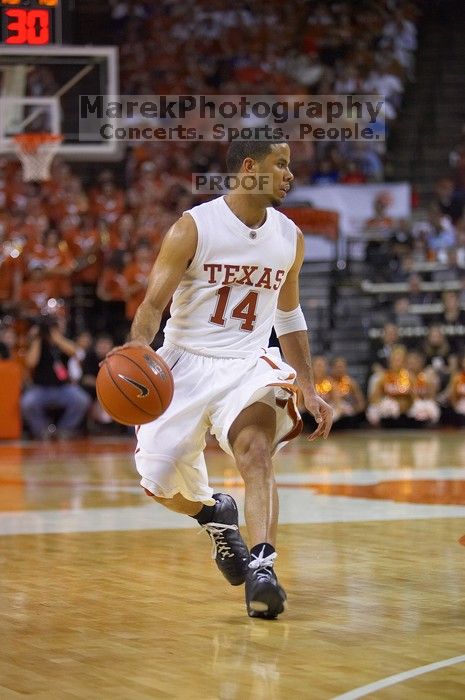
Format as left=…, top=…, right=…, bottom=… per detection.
left=107, top=214, right=197, bottom=355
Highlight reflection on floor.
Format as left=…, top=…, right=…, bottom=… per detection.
left=1, top=430, right=465, bottom=699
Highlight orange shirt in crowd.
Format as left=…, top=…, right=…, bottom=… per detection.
left=65, top=228, right=103, bottom=285
left=20, top=275, right=57, bottom=315
left=451, top=371, right=465, bottom=403
left=51, top=194, right=88, bottom=222
left=97, top=267, right=127, bottom=303
left=315, top=376, right=334, bottom=399
left=23, top=240, right=75, bottom=299
left=123, top=259, right=152, bottom=320
left=90, top=186, right=126, bottom=224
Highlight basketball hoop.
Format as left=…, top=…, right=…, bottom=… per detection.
left=12, top=133, right=62, bottom=182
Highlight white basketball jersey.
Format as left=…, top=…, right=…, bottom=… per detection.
left=164, top=196, right=297, bottom=357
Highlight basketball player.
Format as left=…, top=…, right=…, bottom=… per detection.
left=109, top=141, right=333, bottom=619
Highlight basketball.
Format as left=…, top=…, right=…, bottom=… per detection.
left=96, top=345, right=174, bottom=425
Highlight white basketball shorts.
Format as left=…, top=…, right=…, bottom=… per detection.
left=135, top=341, right=302, bottom=505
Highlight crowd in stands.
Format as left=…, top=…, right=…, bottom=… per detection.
left=108, top=0, right=419, bottom=185
left=0, top=161, right=464, bottom=438
left=298, top=322, right=465, bottom=432
left=363, top=190, right=463, bottom=280
left=352, top=142, right=465, bottom=429
left=2, top=0, right=462, bottom=440
left=2, top=304, right=465, bottom=440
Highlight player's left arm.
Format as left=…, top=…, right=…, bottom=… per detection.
left=277, top=227, right=333, bottom=440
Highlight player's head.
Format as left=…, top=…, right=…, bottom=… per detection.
left=226, top=140, right=293, bottom=207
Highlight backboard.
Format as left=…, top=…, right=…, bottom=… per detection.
left=0, top=45, right=120, bottom=160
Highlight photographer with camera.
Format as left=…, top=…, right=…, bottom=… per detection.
left=21, top=316, right=91, bottom=440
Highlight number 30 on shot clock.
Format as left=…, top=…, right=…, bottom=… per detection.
left=1, top=0, right=62, bottom=46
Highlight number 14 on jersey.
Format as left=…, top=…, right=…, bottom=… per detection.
left=210, top=286, right=258, bottom=332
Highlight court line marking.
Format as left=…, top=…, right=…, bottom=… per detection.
left=2, top=491, right=465, bottom=535
left=2, top=466, right=465, bottom=489
left=332, top=654, right=465, bottom=699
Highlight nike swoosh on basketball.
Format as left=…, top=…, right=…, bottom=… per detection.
left=117, top=374, right=149, bottom=397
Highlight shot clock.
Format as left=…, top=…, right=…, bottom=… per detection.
left=1, top=0, right=63, bottom=45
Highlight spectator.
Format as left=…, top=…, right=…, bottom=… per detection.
left=65, top=215, right=103, bottom=289
left=364, top=192, right=397, bottom=273
left=449, top=135, right=465, bottom=190
left=434, top=177, right=465, bottom=224
left=24, top=228, right=75, bottom=300
left=422, top=324, right=454, bottom=391
left=330, top=356, right=366, bottom=429
left=123, top=239, right=155, bottom=321
left=97, top=250, right=129, bottom=343
left=68, top=330, right=93, bottom=383
left=413, top=205, right=456, bottom=263
left=405, top=273, right=434, bottom=306
left=339, top=160, right=367, bottom=184
left=21, top=317, right=91, bottom=440
left=90, top=179, right=126, bottom=226
left=0, top=324, right=19, bottom=361
left=387, top=219, right=414, bottom=276
left=432, top=291, right=465, bottom=355
left=369, top=321, right=400, bottom=373
left=435, top=290, right=465, bottom=326
left=311, top=158, right=340, bottom=185
left=389, top=253, right=416, bottom=283
left=351, top=143, right=384, bottom=182
left=364, top=191, right=396, bottom=236
left=19, top=261, right=57, bottom=316
left=80, top=334, right=115, bottom=430
left=451, top=223, right=465, bottom=270
left=391, top=296, right=423, bottom=328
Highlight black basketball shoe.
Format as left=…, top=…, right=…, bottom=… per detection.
left=245, top=547, right=287, bottom=619
left=200, top=493, right=249, bottom=586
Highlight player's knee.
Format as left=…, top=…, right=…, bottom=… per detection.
left=233, top=427, right=273, bottom=474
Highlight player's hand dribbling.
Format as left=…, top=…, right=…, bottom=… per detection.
left=100, top=340, right=150, bottom=366
left=302, top=389, right=333, bottom=441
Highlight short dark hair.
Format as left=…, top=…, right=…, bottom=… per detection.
left=226, top=140, right=286, bottom=173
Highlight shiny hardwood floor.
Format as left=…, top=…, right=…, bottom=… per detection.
left=1, top=430, right=465, bottom=699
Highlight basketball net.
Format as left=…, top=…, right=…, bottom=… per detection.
left=12, top=133, right=63, bottom=182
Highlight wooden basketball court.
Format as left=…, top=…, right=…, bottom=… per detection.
left=1, top=430, right=465, bottom=699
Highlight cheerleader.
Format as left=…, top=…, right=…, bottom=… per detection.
left=443, top=354, right=465, bottom=426
left=367, top=345, right=415, bottom=427
left=331, top=356, right=366, bottom=429
left=406, top=350, right=440, bottom=426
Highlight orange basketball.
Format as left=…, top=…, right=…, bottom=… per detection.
left=96, top=345, right=174, bottom=425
